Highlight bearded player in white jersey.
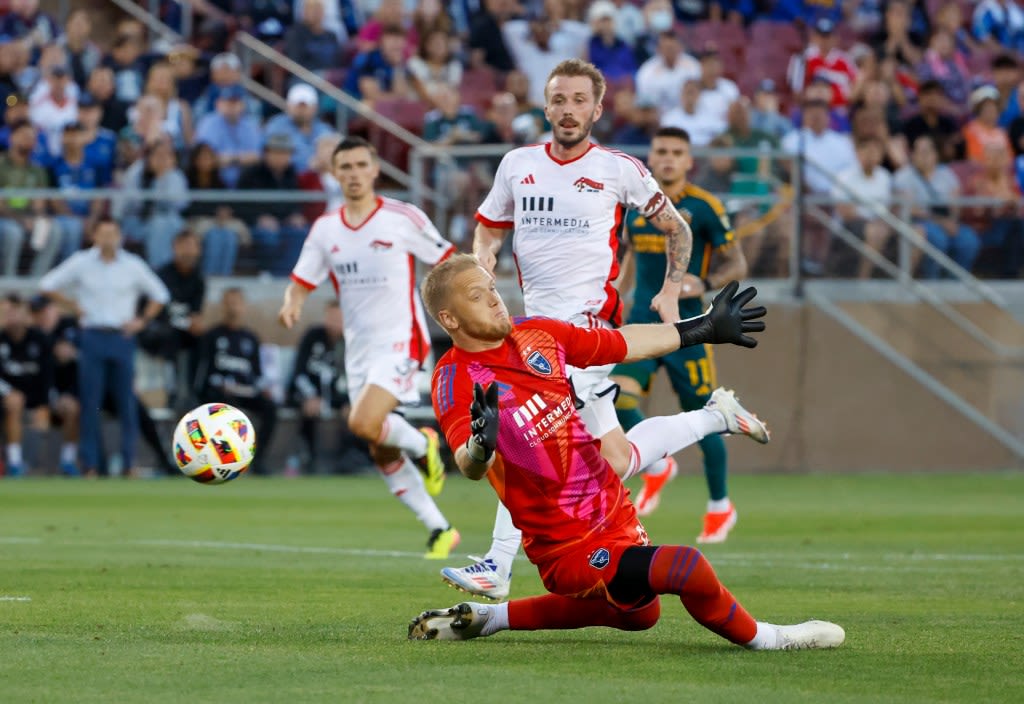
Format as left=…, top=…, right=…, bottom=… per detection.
left=279, top=136, right=461, bottom=560
left=441, top=59, right=769, bottom=599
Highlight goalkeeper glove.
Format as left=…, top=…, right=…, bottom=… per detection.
left=674, top=280, right=766, bottom=349
left=466, top=382, right=499, bottom=463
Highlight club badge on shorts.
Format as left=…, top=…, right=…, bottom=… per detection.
left=526, top=350, right=552, bottom=376
left=588, top=547, right=611, bottom=570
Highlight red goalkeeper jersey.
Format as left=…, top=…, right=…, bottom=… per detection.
left=432, top=317, right=637, bottom=563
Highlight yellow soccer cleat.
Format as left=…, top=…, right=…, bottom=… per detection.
left=414, top=427, right=447, bottom=496
left=424, top=526, right=461, bottom=560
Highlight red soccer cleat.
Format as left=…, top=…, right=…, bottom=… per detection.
left=697, top=503, right=738, bottom=544
left=634, top=456, right=678, bottom=517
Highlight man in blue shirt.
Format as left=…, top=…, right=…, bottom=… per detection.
left=343, top=25, right=408, bottom=103
left=262, top=83, right=333, bottom=171
left=194, top=83, right=262, bottom=188
left=76, top=92, right=116, bottom=185
left=50, top=122, right=106, bottom=264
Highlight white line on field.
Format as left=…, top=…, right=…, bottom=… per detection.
left=0, top=537, right=42, bottom=544
left=0, top=596, right=31, bottom=601
left=135, top=539, right=427, bottom=560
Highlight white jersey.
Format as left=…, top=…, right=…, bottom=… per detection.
left=476, top=143, right=666, bottom=325
left=290, top=196, right=455, bottom=373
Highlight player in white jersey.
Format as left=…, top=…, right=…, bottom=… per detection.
left=278, top=137, right=461, bottom=560
left=442, top=59, right=768, bottom=599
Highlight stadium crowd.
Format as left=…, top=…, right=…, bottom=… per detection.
left=0, top=0, right=1022, bottom=279
left=2, top=0, right=1024, bottom=476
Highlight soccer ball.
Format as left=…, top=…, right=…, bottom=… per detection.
left=172, top=403, right=256, bottom=484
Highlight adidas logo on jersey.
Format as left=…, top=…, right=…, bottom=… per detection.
left=520, top=174, right=536, bottom=184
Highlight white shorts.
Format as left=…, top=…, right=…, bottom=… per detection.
left=566, top=313, right=620, bottom=439
left=346, top=353, right=423, bottom=407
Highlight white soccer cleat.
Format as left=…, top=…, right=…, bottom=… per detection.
left=440, top=556, right=511, bottom=601
left=706, top=388, right=770, bottom=444
left=756, top=620, right=846, bottom=650
left=408, top=602, right=492, bottom=640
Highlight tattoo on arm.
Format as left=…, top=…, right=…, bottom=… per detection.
left=650, top=205, right=693, bottom=284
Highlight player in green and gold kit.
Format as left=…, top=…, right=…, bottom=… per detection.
left=611, top=127, right=752, bottom=543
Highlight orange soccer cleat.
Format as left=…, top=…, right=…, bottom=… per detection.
left=634, top=456, right=678, bottom=517
left=697, top=503, right=738, bottom=544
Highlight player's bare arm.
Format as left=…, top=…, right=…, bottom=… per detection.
left=472, top=223, right=508, bottom=274
left=620, top=281, right=765, bottom=362
left=682, top=243, right=749, bottom=298
left=648, top=201, right=694, bottom=323
left=278, top=282, right=312, bottom=329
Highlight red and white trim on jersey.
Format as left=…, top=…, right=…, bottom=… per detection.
left=598, top=202, right=625, bottom=326
left=544, top=142, right=594, bottom=166
left=290, top=272, right=317, bottom=290
left=407, top=254, right=429, bottom=365
left=595, top=145, right=648, bottom=177
left=340, top=196, right=385, bottom=230
left=381, top=197, right=428, bottom=229
left=475, top=211, right=514, bottom=229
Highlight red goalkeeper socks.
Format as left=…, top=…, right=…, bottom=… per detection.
left=647, top=545, right=757, bottom=644
left=508, top=592, right=661, bottom=631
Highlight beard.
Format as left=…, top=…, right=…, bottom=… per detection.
left=465, top=314, right=512, bottom=342
left=552, top=113, right=595, bottom=150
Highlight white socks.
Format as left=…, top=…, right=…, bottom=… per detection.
left=6, top=443, right=22, bottom=466
left=707, top=498, right=731, bottom=513
left=480, top=601, right=510, bottom=636
left=379, top=458, right=448, bottom=532
left=484, top=501, right=521, bottom=578
left=378, top=414, right=428, bottom=459
left=61, top=443, right=77, bottom=464
left=745, top=622, right=781, bottom=650
left=623, top=409, right=725, bottom=478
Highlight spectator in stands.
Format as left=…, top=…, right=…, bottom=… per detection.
left=194, top=287, right=275, bottom=475
left=699, top=133, right=737, bottom=194
left=833, top=135, right=895, bottom=279
left=0, top=93, right=30, bottom=150
left=237, top=133, right=307, bottom=275
left=59, top=9, right=101, bottom=89
left=344, top=25, right=412, bottom=105
left=234, top=0, right=293, bottom=41
left=49, top=122, right=104, bottom=264
left=118, top=94, right=170, bottom=173
left=113, top=137, right=190, bottom=269
left=902, top=80, right=962, bottom=163
left=850, top=79, right=902, bottom=137
left=726, top=97, right=779, bottom=175
left=184, top=142, right=246, bottom=276
left=408, top=28, right=463, bottom=107
left=502, top=10, right=589, bottom=106
left=934, top=1, right=982, bottom=56
left=917, top=29, right=971, bottom=109
left=964, top=85, right=1014, bottom=165
left=1, top=0, right=59, bottom=53
left=263, top=83, right=333, bottom=171
left=612, top=93, right=661, bottom=146
left=993, top=54, right=1022, bottom=127
left=76, top=92, right=117, bottom=185
left=86, top=66, right=129, bottom=133
left=0, top=293, right=53, bottom=477
left=288, top=299, right=354, bottom=475
left=298, top=131, right=343, bottom=221
left=0, top=42, right=20, bottom=116
left=193, top=53, right=261, bottom=123
left=103, top=34, right=148, bottom=107
left=695, top=45, right=740, bottom=135
left=894, top=134, right=979, bottom=278
left=5, top=38, right=34, bottom=98
left=0, top=120, right=50, bottom=277
left=504, top=69, right=548, bottom=139
left=468, top=0, right=516, bottom=73
left=284, top=0, right=343, bottom=77
left=788, top=18, right=858, bottom=110
left=194, top=83, right=262, bottom=189
left=355, top=0, right=412, bottom=53
left=143, top=61, right=193, bottom=151
left=28, top=295, right=80, bottom=476
left=870, top=0, right=925, bottom=68
left=586, top=1, right=637, bottom=82
left=40, top=216, right=170, bottom=479
left=971, top=143, right=1024, bottom=277
left=750, top=80, right=791, bottom=141
left=851, top=104, right=907, bottom=172
left=661, top=79, right=723, bottom=146
left=791, top=76, right=852, bottom=133
left=636, top=29, right=701, bottom=116
left=972, top=0, right=1024, bottom=54
left=411, top=0, right=453, bottom=43
left=166, top=44, right=204, bottom=106
left=29, top=64, right=78, bottom=161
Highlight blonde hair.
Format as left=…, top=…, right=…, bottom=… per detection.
left=420, top=253, right=482, bottom=324
left=545, top=58, right=607, bottom=104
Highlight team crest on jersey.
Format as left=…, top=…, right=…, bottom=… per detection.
left=589, top=548, right=611, bottom=570
left=525, top=350, right=552, bottom=376
left=573, top=176, right=605, bottom=193
left=369, top=239, right=393, bottom=251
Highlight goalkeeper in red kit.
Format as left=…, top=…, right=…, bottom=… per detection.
left=408, top=254, right=844, bottom=649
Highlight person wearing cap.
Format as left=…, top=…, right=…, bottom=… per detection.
left=263, top=83, right=333, bottom=171
left=193, top=53, right=260, bottom=123
left=283, top=0, right=342, bottom=75
left=28, top=63, right=78, bottom=159
left=750, top=79, right=791, bottom=140
left=586, top=0, right=637, bottom=81
left=964, top=85, right=1013, bottom=165
left=787, top=17, right=858, bottom=109
left=194, top=83, right=262, bottom=189
left=236, top=132, right=308, bottom=276
left=636, top=28, right=701, bottom=115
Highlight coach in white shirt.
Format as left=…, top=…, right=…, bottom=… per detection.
left=39, top=217, right=170, bottom=477
left=636, top=30, right=701, bottom=115
left=831, top=135, right=894, bottom=279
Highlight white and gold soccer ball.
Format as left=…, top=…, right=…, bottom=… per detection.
left=172, top=403, right=256, bottom=484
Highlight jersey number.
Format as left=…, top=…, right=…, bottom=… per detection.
left=684, top=359, right=713, bottom=397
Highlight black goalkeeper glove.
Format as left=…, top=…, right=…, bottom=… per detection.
left=674, top=280, right=766, bottom=349
left=466, top=382, right=499, bottom=463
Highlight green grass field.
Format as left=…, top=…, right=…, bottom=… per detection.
left=2, top=473, right=1022, bottom=704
